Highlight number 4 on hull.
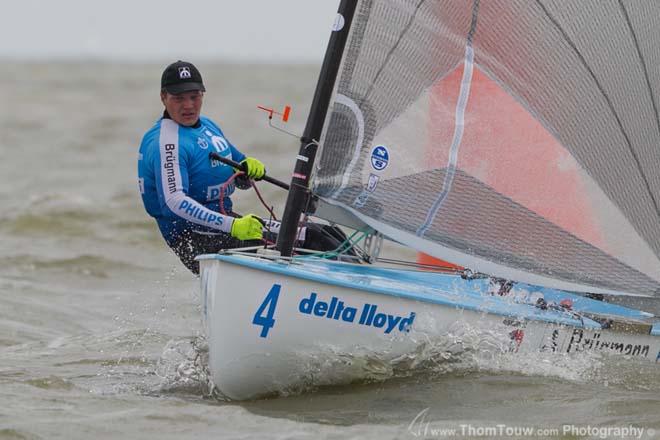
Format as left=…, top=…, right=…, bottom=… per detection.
left=252, top=284, right=281, bottom=338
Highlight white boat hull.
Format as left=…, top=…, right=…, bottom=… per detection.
left=199, top=254, right=660, bottom=400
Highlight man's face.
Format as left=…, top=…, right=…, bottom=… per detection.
left=161, top=90, right=204, bottom=126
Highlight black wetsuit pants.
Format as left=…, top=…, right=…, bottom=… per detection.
left=170, top=223, right=354, bottom=275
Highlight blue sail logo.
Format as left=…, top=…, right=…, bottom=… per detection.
left=370, top=145, right=389, bottom=171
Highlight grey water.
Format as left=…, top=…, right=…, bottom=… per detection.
left=1, top=61, right=659, bottom=439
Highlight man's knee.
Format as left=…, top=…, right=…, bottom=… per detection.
left=169, top=230, right=249, bottom=274
left=303, top=223, right=351, bottom=252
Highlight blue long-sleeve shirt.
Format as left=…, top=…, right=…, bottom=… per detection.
left=138, top=115, right=246, bottom=244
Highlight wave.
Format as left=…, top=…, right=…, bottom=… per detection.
left=196, top=319, right=660, bottom=400
left=0, top=193, right=97, bottom=235
left=0, top=191, right=162, bottom=245
left=0, top=329, right=174, bottom=398
left=145, top=323, right=656, bottom=402
left=151, top=337, right=218, bottom=399
left=0, top=254, right=147, bottom=277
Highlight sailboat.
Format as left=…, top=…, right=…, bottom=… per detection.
left=198, top=0, right=660, bottom=400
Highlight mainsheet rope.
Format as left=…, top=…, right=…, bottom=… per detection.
left=218, top=171, right=374, bottom=258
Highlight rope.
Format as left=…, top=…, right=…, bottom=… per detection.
left=251, top=179, right=278, bottom=221
left=218, top=172, right=242, bottom=215
left=218, top=170, right=278, bottom=220
left=219, top=171, right=367, bottom=259
left=216, top=170, right=277, bottom=246
left=294, top=229, right=370, bottom=261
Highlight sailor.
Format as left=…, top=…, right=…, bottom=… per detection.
left=138, top=61, right=352, bottom=274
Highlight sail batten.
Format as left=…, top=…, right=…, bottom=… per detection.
left=313, top=0, right=660, bottom=296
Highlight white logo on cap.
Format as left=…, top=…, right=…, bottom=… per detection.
left=178, top=67, right=191, bottom=79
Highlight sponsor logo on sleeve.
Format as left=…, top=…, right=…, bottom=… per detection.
left=163, top=143, right=177, bottom=194
left=178, top=200, right=223, bottom=226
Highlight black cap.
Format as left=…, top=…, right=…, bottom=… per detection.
left=161, top=60, right=206, bottom=94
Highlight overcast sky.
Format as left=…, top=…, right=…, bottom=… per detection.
left=0, top=1, right=340, bottom=62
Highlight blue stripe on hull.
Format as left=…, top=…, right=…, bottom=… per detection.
left=199, top=254, right=658, bottom=332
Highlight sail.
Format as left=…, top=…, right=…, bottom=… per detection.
left=312, top=0, right=660, bottom=296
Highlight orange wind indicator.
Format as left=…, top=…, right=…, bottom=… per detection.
left=257, top=105, right=292, bottom=122
left=257, top=104, right=298, bottom=138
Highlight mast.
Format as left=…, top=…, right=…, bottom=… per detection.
left=276, top=0, right=359, bottom=257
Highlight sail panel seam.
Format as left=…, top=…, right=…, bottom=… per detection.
left=618, top=0, right=660, bottom=144
left=359, top=0, right=427, bottom=106
left=536, top=0, right=660, bottom=223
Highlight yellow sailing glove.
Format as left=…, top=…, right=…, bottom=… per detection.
left=240, top=157, right=266, bottom=180
left=230, top=214, right=264, bottom=240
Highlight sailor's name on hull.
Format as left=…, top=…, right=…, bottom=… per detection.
left=567, top=329, right=650, bottom=358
